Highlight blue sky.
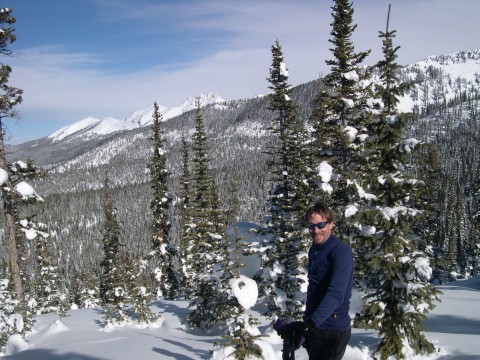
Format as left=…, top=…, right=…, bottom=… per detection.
left=3, top=0, right=480, bottom=144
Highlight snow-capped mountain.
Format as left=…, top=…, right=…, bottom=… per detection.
left=418, top=49, right=480, bottom=81
left=399, top=49, right=480, bottom=111
left=35, top=49, right=480, bottom=146
left=47, top=93, right=227, bottom=143
left=8, top=49, right=480, bottom=171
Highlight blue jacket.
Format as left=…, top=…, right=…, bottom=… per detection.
left=304, top=234, right=353, bottom=331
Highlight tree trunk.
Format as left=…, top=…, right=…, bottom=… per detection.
left=0, top=127, right=24, bottom=303
left=5, top=210, right=23, bottom=299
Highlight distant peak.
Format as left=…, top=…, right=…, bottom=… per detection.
left=161, top=93, right=227, bottom=121
left=48, top=117, right=101, bottom=142
left=45, top=93, right=228, bottom=143
left=423, top=49, right=480, bottom=65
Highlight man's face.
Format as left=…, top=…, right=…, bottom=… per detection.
left=307, top=212, right=334, bottom=245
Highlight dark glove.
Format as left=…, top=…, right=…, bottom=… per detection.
left=278, top=319, right=315, bottom=339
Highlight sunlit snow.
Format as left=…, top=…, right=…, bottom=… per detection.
left=2, top=224, right=480, bottom=359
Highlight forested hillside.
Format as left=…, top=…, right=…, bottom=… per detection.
left=3, top=80, right=323, bottom=277
left=2, top=50, right=480, bottom=287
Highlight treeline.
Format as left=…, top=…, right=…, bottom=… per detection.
left=411, top=101, right=480, bottom=280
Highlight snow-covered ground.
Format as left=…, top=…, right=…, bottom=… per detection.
left=4, top=278, right=480, bottom=360
left=3, top=223, right=480, bottom=359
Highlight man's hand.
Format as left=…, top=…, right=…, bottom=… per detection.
left=278, top=320, right=314, bottom=339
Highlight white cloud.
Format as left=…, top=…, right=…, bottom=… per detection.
left=6, top=0, right=480, bottom=143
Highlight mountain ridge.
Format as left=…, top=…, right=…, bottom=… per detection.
left=12, top=49, right=480, bottom=151
left=46, top=93, right=227, bottom=144
left=6, top=49, right=480, bottom=174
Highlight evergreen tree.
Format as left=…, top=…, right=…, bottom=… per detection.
left=0, top=6, right=24, bottom=313
left=217, top=313, right=263, bottom=360
left=186, top=99, right=235, bottom=331
left=99, top=175, right=121, bottom=303
left=353, top=6, right=441, bottom=358
left=0, top=9, right=50, bottom=337
left=2, top=160, right=44, bottom=334
left=99, top=176, right=129, bottom=326
left=68, top=268, right=81, bottom=308
left=178, top=134, right=195, bottom=299
left=77, top=265, right=101, bottom=309
left=0, top=277, right=23, bottom=354
left=259, top=40, right=311, bottom=320
left=412, top=143, right=447, bottom=283
left=310, top=0, right=375, bottom=237
left=145, top=101, right=179, bottom=300
left=218, top=185, right=263, bottom=359
left=29, top=219, right=65, bottom=315
left=123, top=252, right=157, bottom=325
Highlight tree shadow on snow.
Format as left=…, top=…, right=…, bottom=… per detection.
left=155, top=301, right=190, bottom=321
left=424, top=315, right=480, bottom=335
left=153, top=338, right=212, bottom=359
left=152, top=346, right=198, bottom=360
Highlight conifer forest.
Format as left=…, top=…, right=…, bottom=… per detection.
left=1, top=1, right=479, bottom=359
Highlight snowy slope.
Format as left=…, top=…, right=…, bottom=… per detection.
left=397, top=49, right=480, bottom=112
left=48, top=117, right=101, bottom=142
left=47, top=93, right=227, bottom=143
left=419, top=49, right=480, bottom=82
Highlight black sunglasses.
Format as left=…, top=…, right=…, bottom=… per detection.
left=307, top=221, right=329, bottom=230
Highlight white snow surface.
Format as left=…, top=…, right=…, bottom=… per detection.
left=0, top=168, right=8, bottom=185
left=48, top=116, right=100, bottom=141
left=3, top=223, right=480, bottom=359
left=316, top=161, right=332, bottom=183
left=14, top=181, right=43, bottom=201
left=279, top=62, right=289, bottom=77
left=229, top=275, right=258, bottom=310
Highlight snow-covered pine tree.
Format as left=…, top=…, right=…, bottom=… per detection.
left=352, top=6, right=441, bottom=359
left=69, top=268, right=81, bottom=308
left=77, top=264, right=101, bottom=309
left=217, top=312, right=263, bottom=360
left=0, top=6, right=25, bottom=317
left=0, top=277, right=23, bottom=354
left=1, top=9, right=51, bottom=337
left=100, top=176, right=129, bottom=326
left=123, top=252, right=157, bottom=325
left=178, top=134, right=195, bottom=300
left=310, top=0, right=376, bottom=237
left=145, top=101, right=180, bottom=300
left=464, top=115, right=480, bottom=277
left=29, top=219, right=66, bottom=315
left=258, top=40, right=311, bottom=321
left=100, top=175, right=120, bottom=303
left=411, top=144, right=448, bottom=283
left=186, top=99, right=235, bottom=331
left=2, top=160, right=45, bottom=334
left=218, top=184, right=263, bottom=359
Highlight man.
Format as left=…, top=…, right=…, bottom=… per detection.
left=279, top=201, right=353, bottom=360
